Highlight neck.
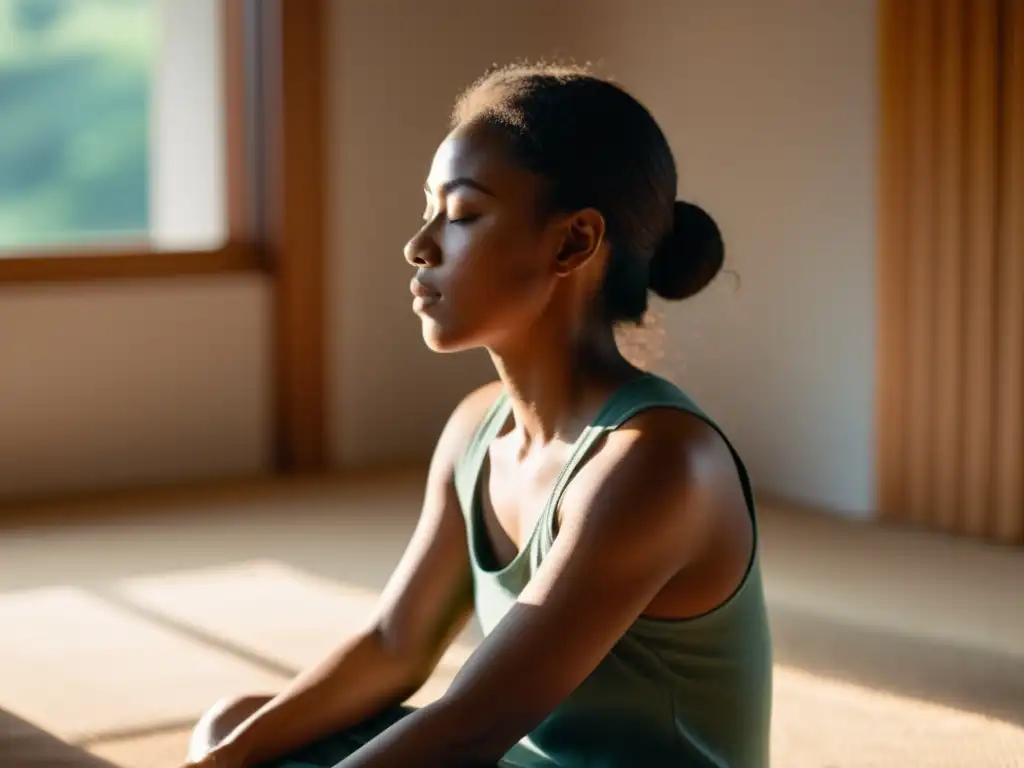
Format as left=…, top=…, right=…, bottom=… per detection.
left=487, top=317, right=637, bottom=450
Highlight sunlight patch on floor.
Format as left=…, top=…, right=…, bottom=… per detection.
left=0, top=585, right=285, bottom=741
left=771, top=665, right=1024, bottom=767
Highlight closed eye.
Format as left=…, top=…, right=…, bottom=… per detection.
left=422, top=210, right=479, bottom=226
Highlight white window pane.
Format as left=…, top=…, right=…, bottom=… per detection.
left=149, top=0, right=225, bottom=252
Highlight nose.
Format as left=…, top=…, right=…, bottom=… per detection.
left=403, top=226, right=441, bottom=268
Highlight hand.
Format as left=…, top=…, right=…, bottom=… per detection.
left=181, top=745, right=244, bottom=768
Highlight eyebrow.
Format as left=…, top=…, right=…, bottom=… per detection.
left=423, top=177, right=496, bottom=197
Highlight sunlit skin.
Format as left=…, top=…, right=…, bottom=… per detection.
left=183, top=119, right=754, bottom=768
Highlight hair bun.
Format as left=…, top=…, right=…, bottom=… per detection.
left=648, top=201, right=724, bottom=301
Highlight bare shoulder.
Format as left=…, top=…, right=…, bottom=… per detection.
left=576, top=406, right=735, bottom=510
left=430, top=380, right=505, bottom=475
left=450, top=380, right=506, bottom=434
left=563, top=406, right=752, bottom=585
left=624, top=407, right=738, bottom=488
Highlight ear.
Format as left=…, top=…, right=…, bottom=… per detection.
left=553, top=208, right=606, bottom=277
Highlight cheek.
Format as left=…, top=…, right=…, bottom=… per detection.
left=468, top=246, right=551, bottom=331
left=452, top=223, right=549, bottom=303
left=426, top=224, right=552, bottom=346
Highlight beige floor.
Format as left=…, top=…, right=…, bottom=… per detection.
left=1, top=468, right=1023, bottom=767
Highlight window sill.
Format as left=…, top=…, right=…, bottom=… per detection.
left=0, top=242, right=264, bottom=285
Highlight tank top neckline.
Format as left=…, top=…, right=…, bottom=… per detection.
left=467, top=372, right=668, bottom=576
left=464, top=371, right=762, bottom=628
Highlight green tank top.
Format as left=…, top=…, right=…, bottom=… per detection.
left=454, top=373, right=773, bottom=768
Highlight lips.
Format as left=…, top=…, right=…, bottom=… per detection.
left=410, top=277, right=442, bottom=313
left=410, top=277, right=441, bottom=300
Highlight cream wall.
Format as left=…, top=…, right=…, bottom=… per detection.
left=328, top=0, right=877, bottom=516
left=0, top=277, right=271, bottom=501
left=592, top=0, right=878, bottom=516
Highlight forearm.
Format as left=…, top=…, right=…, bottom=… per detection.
left=337, top=696, right=508, bottom=768
left=219, top=628, right=428, bottom=766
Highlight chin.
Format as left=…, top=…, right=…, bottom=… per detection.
left=419, top=319, right=480, bottom=354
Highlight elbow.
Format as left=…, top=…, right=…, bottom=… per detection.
left=365, top=622, right=436, bottom=691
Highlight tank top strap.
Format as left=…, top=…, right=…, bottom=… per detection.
left=535, top=373, right=756, bottom=551
left=592, top=372, right=711, bottom=429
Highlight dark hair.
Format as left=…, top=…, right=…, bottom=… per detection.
left=453, top=63, right=724, bottom=325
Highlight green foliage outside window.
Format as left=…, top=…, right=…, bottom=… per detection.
left=0, top=0, right=153, bottom=250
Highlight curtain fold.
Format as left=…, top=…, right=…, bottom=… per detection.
left=878, top=0, right=1023, bottom=544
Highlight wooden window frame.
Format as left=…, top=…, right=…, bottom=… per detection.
left=261, top=0, right=328, bottom=472
left=0, top=0, right=328, bottom=473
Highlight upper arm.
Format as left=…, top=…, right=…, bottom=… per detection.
left=435, top=413, right=723, bottom=750
left=370, top=381, right=503, bottom=674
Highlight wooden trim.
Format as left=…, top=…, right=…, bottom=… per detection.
left=960, top=0, right=999, bottom=537
left=876, top=0, right=910, bottom=521
left=259, top=0, right=329, bottom=472
left=992, top=0, right=1024, bottom=542
left=930, top=0, right=966, bottom=531
left=903, top=0, right=938, bottom=526
left=0, top=243, right=259, bottom=284
left=223, top=0, right=254, bottom=244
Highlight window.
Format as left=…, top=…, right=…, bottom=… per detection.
left=0, top=0, right=253, bottom=280
left=0, top=0, right=155, bottom=249
left=0, top=0, right=329, bottom=473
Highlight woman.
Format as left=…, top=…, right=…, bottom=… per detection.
left=185, top=63, right=772, bottom=768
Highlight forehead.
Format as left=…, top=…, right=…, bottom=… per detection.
left=426, top=121, right=540, bottom=198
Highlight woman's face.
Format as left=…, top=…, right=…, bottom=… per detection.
left=404, top=121, right=564, bottom=353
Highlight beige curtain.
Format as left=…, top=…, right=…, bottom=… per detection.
left=878, top=0, right=1023, bottom=544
